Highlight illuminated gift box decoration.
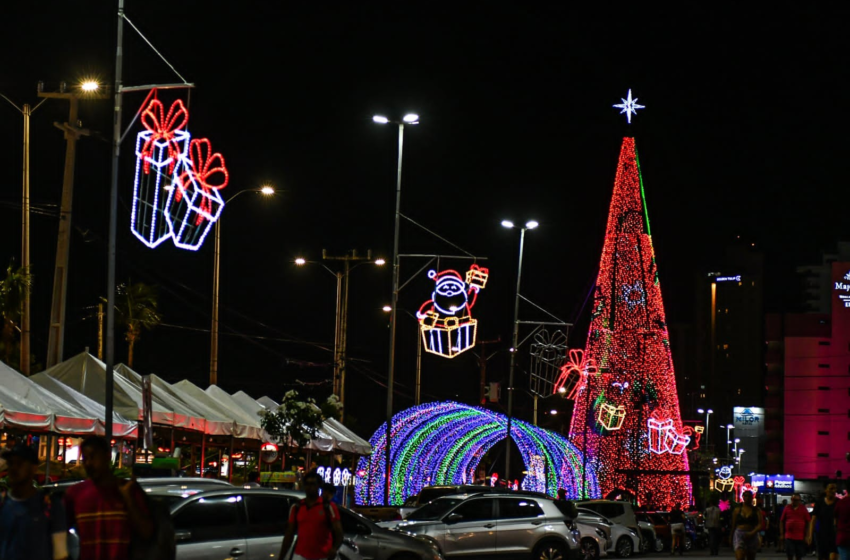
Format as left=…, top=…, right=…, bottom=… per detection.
left=648, top=417, right=673, bottom=453
left=131, top=99, right=190, bottom=248
left=647, top=416, right=691, bottom=454
left=420, top=312, right=478, bottom=358
left=554, top=349, right=597, bottom=400
left=714, top=477, right=735, bottom=492
left=417, top=266, right=489, bottom=359
left=169, top=138, right=229, bottom=251
left=596, top=402, right=626, bottom=431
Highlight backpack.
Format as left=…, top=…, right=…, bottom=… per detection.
left=130, top=487, right=176, bottom=560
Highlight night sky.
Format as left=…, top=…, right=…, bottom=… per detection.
left=1, top=3, right=847, bottom=435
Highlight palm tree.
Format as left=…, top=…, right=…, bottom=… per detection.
left=113, top=281, right=162, bottom=367
left=0, top=262, right=32, bottom=367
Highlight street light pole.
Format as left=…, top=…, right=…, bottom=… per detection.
left=698, top=408, right=713, bottom=451
left=374, top=113, right=418, bottom=505
left=105, top=0, right=126, bottom=442
left=505, top=227, right=526, bottom=482
left=21, top=102, right=31, bottom=375
left=210, top=187, right=275, bottom=386
left=726, top=424, right=734, bottom=463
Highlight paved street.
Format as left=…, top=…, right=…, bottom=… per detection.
left=642, top=552, right=789, bottom=560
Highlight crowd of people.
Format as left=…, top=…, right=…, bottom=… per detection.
left=699, top=486, right=850, bottom=560
left=0, top=436, right=344, bottom=560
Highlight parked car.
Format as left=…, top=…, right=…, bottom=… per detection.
left=577, top=501, right=640, bottom=536
left=399, top=485, right=498, bottom=518
left=165, top=487, right=443, bottom=560
left=384, top=492, right=581, bottom=560
left=576, top=508, right=639, bottom=558
left=635, top=513, right=664, bottom=552
left=575, top=521, right=610, bottom=560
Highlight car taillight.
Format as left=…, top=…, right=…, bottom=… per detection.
left=393, top=512, right=403, bottom=521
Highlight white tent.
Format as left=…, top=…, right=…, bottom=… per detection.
left=324, top=418, right=372, bottom=455
left=173, top=380, right=263, bottom=440
left=0, top=360, right=105, bottom=435
left=32, top=352, right=174, bottom=426
left=28, top=373, right=137, bottom=438
left=115, top=365, right=233, bottom=436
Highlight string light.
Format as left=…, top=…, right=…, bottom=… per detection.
left=130, top=95, right=229, bottom=251
left=417, top=266, right=489, bottom=358
left=568, top=137, right=691, bottom=507
left=355, top=401, right=599, bottom=506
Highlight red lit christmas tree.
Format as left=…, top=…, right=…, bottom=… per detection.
left=569, top=137, right=691, bottom=507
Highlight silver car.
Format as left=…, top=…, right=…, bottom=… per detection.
left=575, top=521, right=609, bottom=560
left=384, top=492, right=580, bottom=560
left=164, top=488, right=442, bottom=560
left=576, top=509, right=639, bottom=558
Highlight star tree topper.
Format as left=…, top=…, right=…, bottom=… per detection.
left=613, top=89, right=645, bottom=124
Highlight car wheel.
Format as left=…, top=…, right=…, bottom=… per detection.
left=616, top=536, right=634, bottom=558
left=535, top=541, right=568, bottom=560
left=581, top=538, right=600, bottom=560
left=654, top=538, right=664, bottom=552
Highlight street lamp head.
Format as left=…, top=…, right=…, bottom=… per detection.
left=402, top=113, right=419, bottom=123
left=501, top=220, right=515, bottom=229
left=375, top=258, right=386, bottom=266
left=549, top=409, right=558, bottom=415
left=382, top=305, right=392, bottom=313
left=734, top=438, right=741, bottom=443
left=80, top=80, right=100, bottom=92
left=697, top=408, right=705, bottom=414
left=557, top=386, right=567, bottom=394
left=372, top=115, right=389, bottom=124
left=727, top=424, right=734, bottom=429
left=260, top=186, right=275, bottom=195
left=707, top=409, right=714, bottom=414
left=294, top=258, right=306, bottom=266
left=525, top=220, right=539, bottom=230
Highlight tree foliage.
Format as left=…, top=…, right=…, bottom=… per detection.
left=0, top=262, right=32, bottom=366
left=260, top=391, right=342, bottom=449
left=110, top=281, right=162, bottom=367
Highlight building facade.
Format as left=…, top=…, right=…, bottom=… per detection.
left=780, top=262, right=850, bottom=479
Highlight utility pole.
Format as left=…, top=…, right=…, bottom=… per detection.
left=322, top=249, right=374, bottom=417
left=43, top=86, right=104, bottom=367
left=21, top=103, right=31, bottom=375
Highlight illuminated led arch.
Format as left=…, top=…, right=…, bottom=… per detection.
left=355, top=401, right=599, bottom=506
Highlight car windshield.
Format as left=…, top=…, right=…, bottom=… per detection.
left=148, top=494, right=186, bottom=509
left=407, top=497, right=464, bottom=521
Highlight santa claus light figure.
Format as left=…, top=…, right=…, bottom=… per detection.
left=417, top=265, right=489, bottom=358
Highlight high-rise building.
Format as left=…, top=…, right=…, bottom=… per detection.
left=797, top=242, right=850, bottom=313
left=688, top=242, right=765, bottom=470
left=777, top=262, right=850, bottom=479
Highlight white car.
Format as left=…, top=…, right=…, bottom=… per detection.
left=575, top=521, right=610, bottom=560
left=577, top=509, right=640, bottom=558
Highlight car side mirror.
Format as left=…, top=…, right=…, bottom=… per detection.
left=355, top=523, right=371, bottom=535
left=175, top=529, right=192, bottom=542
left=446, top=513, right=463, bottom=524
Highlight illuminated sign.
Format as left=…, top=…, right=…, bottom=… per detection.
left=715, top=275, right=741, bottom=283
left=751, top=474, right=794, bottom=493
left=835, top=271, right=850, bottom=307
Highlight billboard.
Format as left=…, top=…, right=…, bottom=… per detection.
left=734, top=407, right=764, bottom=474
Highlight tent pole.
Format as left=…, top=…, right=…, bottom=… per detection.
left=228, top=436, right=234, bottom=483
left=44, top=434, right=52, bottom=482
left=200, top=436, right=206, bottom=478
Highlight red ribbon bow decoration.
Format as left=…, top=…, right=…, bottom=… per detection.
left=176, top=138, right=229, bottom=225
left=140, top=99, right=189, bottom=174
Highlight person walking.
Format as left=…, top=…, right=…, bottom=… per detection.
left=732, top=490, right=764, bottom=560
left=780, top=493, right=811, bottom=560
left=834, top=485, right=850, bottom=560
left=64, top=436, right=153, bottom=560
left=0, top=444, right=68, bottom=560
left=279, top=471, right=343, bottom=560
left=705, top=499, right=722, bottom=556
left=810, top=483, right=839, bottom=560
left=670, top=503, right=686, bottom=555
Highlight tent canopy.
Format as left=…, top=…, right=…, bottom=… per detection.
left=173, top=380, right=263, bottom=440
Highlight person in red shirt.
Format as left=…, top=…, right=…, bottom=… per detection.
left=280, top=470, right=343, bottom=560
left=64, top=436, right=153, bottom=560
left=780, top=493, right=811, bottom=560
left=835, top=492, right=850, bottom=560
